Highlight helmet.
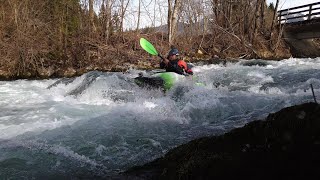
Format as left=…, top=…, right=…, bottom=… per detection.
left=168, top=48, right=179, bottom=56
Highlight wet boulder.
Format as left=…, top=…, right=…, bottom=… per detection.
left=126, top=102, right=320, bottom=179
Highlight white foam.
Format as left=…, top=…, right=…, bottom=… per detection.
left=0, top=140, right=103, bottom=168
left=143, top=101, right=158, bottom=110
left=0, top=58, right=320, bottom=150
left=1, top=58, right=320, bottom=176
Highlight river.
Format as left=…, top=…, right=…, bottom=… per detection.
left=0, top=58, right=319, bottom=178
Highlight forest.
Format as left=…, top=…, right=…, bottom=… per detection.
left=0, top=0, right=291, bottom=79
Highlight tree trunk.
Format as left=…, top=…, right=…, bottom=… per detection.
left=243, top=0, right=249, bottom=35
left=270, top=0, right=279, bottom=33
left=260, top=0, right=265, bottom=31
left=270, top=0, right=280, bottom=48
left=153, top=0, right=157, bottom=27
left=251, top=0, right=261, bottom=43
left=13, top=1, right=18, bottom=27
left=136, top=0, right=141, bottom=31
left=168, top=0, right=172, bottom=43
left=120, top=0, right=130, bottom=33
left=168, top=0, right=182, bottom=45
left=89, top=0, right=96, bottom=32
left=100, top=0, right=112, bottom=43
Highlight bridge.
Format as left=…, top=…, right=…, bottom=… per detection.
left=278, top=2, right=320, bottom=39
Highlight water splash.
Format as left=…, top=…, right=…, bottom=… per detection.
left=0, top=58, right=320, bottom=178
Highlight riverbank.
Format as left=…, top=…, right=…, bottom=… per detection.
left=2, top=0, right=320, bottom=81
left=0, top=32, right=294, bottom=81
left=3, top=38, right=317, bottom=81
left=125, top=102, right=320, bottom=179
left=0, top=34, right=319, bottom=81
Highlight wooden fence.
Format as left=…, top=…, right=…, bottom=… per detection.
left=278, top=2, right=320, bottom=24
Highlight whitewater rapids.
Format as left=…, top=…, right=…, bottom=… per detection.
left=0, top=58, right=319, bottom=178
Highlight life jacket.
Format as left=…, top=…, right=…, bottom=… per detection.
left=160, top=59, right=193, bottom=75
left=177, top=60, right=193, bottom=75
left=177, top=60, right=187, bottom=71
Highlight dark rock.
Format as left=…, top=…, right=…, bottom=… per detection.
left=0, top=70, right=12, bottom=80
left=134, top=76, right=165, bottom=90
left=240, top=59, right=271, bottom=67
left=125, top=102, right=320, bottom=179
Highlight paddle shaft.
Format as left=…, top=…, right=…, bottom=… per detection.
left=158, top=54, right=165, bottom=61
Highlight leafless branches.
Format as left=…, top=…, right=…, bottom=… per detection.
left=0, top=0, right=288, bottom=79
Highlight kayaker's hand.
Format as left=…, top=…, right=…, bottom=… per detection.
left=183, top=71, right=193, bottom=76
left=186, top=69, right=193, bottom=75
left=183, top=72, right=190, bottom=76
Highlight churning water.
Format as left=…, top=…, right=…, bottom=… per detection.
left=0, top=58, right=320, bottom=178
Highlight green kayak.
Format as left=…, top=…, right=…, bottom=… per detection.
left=134, top=72, right=203, bottom=90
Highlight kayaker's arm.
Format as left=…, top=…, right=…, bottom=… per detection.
left=175, top=66, right=187, bottom=75
left=160, top=58, right=170, bottom=68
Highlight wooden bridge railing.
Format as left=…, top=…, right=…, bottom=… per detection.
left=278, top=2, right=320, bottom=24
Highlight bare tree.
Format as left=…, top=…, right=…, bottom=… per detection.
left=141, top=0, right=156, bottom=28
left=260, top=0, right=265, bottom=31
left=252, top=0, right=261, bottom=42
left=136, top=0, right=141, bottom=31
left=180, top=0, right=208, bottom=50
left=100, top=0, right=115, bottom=43
left=270, top=0, right=279, bottom=33
left=168, top=0, right=182, bottom=45
left=89, top=0, right=96, bottom=32
left=119, top=0, right=130, bottom=33
left=153, top=0, right=157, bottom=28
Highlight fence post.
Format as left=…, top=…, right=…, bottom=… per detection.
left=308, top=5, right=313, bottom=20
left=278, top=11, right=282, bottom=24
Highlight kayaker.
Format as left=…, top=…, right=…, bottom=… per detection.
left=160, top=48, right=193, bottom=75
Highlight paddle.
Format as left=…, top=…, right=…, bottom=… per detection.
left=139, top=38, right=165, bottom=60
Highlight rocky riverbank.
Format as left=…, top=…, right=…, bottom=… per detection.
left=0, top=33, right=293, bottom=81
left=1, top=35, right=319, bottom=81
left=125, top=102, right=320, bottom=179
